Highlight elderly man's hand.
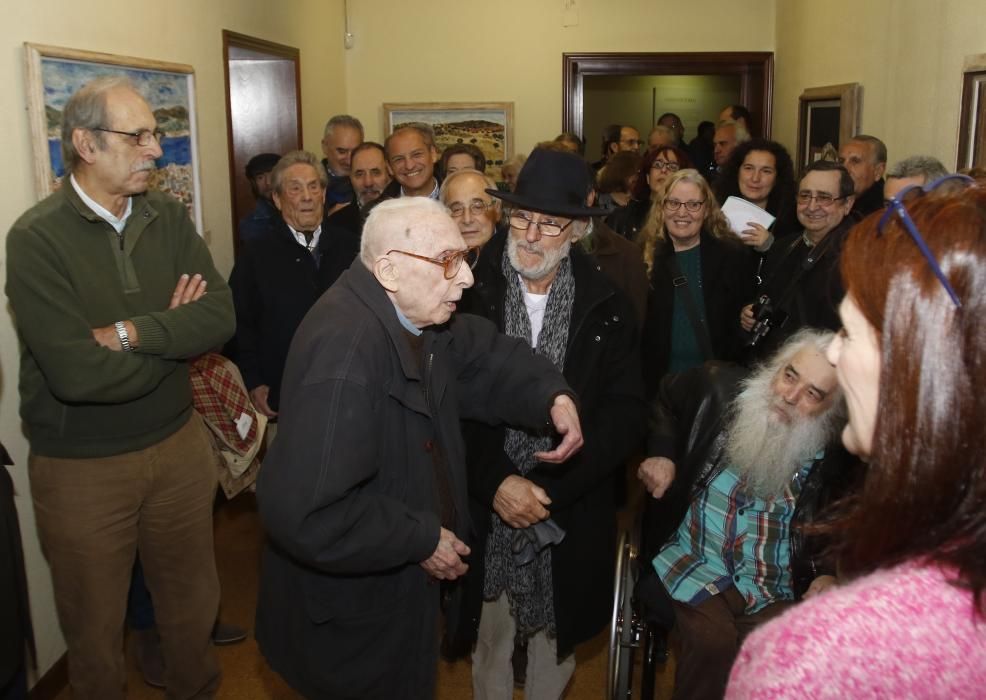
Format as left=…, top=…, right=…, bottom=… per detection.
left=802, top=574, right=838, bottom=599
left=534, top=394, right=583, bottom=464
left=249, top=385, right=278, bottom=418
left=420, top=527, right=470, bottom=580
left=493, top=475, right=551, bottom=528
left=168, top=273, right=207, bottom=309
left=637, top=457, right=676, bottom=498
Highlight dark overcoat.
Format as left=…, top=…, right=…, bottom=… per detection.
left=255, top=261, right=570, bottom=699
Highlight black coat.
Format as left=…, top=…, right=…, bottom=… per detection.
left=448, top=232, right=646, bottom=659
left=746, top=218, right=851, bottom=362
left=227, top=216, right=359, bottom=411
left=0, top=454, right=33, bottom=686
left=642, top=233, right=755, bottom=395
left=255, top=262, right=572, bottom=699
left=640, top=362, right=856, bottom=628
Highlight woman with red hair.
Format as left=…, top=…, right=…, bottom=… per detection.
left=727, top=177, right=986, bottom=697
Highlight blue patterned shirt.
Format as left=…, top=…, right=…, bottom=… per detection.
left=653, top=452, right=821, bottom=614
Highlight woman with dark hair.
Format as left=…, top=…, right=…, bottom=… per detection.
left=715, top=139, right=798, bottom=248
left=440, top=143, right=487, bottom=176
left=638, top=169, right=754, bottom=393
left=728, top=178, right=986, bottom=696
left=606, top=144, right=692, bottom=240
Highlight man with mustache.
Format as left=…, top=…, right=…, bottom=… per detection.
left=255, top=197, right=585, bottom=699
left=326, top=141, right=392, bottom=239
left=5, top=76, right=234, bottom=697
left=229, top=151, right=360, bottom=420
left=636, top=328, right=854, bottom=700
left=448, top=147, right=645, bottom=697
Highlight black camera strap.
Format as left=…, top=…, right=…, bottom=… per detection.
left=767, top=231, right=838, bottom=319
left=666, top=253, right=715, bottom=361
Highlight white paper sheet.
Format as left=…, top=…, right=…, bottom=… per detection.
left=721, top=196, right=776, bottom=238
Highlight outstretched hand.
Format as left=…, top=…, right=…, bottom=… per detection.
left=534, top=394, right=584, bottom=464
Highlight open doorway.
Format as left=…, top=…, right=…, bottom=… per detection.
left=583, top=74, right=742, bottom=161
left=223, top=30, right=302, bottom=257
left=563, top=52, right=773, bottom=152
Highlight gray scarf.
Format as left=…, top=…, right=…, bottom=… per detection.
left=483, top=246, right=576, bottom=637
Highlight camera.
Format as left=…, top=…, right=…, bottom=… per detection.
left=746, top=294, right=788, bottom=348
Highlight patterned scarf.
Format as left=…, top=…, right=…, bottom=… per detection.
left=483, top=245, right=575, bottom=637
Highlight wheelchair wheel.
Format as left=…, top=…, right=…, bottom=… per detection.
left=608, top=529, right=650, bottom=699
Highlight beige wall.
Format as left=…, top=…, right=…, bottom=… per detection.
left=343, top=0, right=776, bottom=154
left=774, top=0, right=986, bottom=170
left=0, top=0, right=345, bottom=680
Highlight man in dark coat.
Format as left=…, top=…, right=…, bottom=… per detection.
left=637, top=329, right=855, bottom=700
left=254, top=197, right=585, bottom=700
left=228, top=150, right=359, bottom=419
left=449, top=148, right=645, bottom=698
left=740, top=161, right=855, bottom=362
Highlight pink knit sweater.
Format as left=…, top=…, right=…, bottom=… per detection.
left=726, top=559, right=986, bottom=698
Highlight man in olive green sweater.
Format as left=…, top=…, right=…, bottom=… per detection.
left=6, top=76, right=234, bottom=699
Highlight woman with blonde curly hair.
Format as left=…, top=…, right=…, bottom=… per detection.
left=639, top=169, right=755, bottom=393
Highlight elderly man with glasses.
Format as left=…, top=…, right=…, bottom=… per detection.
left=440, top=168, right=503, bottom=249
left=445, top=148, right=645, bottom=698
left=255, top=197, right=584, bottom=700
left=6, top=76, right=234, bottom=697
left=740, top=160, right=856, bottom=362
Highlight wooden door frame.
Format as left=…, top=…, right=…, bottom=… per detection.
left=222, top=30, right=302, bottom=256
left=562, top=52, right=774, bottom=140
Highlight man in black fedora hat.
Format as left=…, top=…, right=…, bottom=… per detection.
left=448, top=147, right=646, bottom=697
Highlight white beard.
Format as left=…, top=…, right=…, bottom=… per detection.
left=724, top=367, right=841, bottom=501
left=507, top=235, right=572, bottom=281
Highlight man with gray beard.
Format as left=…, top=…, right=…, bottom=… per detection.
left=447, top=147, right=645, bottom=697
left=636, top=328, right=854, bottom=700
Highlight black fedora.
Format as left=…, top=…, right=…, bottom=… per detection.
left=487, top=148, right=606, bottom=218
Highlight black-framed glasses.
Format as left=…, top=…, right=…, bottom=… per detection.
left=663, top=198, right=705, bottom=212
left=796, top=190, right=844, bottom=206
left=509, top=212, right=574, bottom=237
left=92, top=127, right=165, bottom=147
left=877, top=173, right=973, bottom=308
left=652, top=160, right=681, bottom=173
left=387, top=246, right=481, bottom=279
left=448, top=199, right=495, bottom=219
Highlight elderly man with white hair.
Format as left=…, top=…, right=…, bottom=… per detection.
left=636, top=328, right=855, bottom=700
left=440, top=168, right=503, bottom=249
left=254, top=197, right=584, bottom=700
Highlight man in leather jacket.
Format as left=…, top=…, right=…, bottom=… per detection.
left=636, top=328, right=855, bottom=700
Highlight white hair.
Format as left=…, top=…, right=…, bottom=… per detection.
left=724, top=329, right=844, bottom=500
left=360, top=197, right=453, bottom=267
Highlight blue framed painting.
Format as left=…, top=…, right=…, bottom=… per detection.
left=24, top=43, right=204, bottom=233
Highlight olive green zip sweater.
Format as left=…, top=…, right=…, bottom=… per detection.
left=6, top=184, right=235, bottom=458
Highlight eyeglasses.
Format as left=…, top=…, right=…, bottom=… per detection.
left=652, top=160, right=680, bottom=173
left=663, top=198, right=705, bottom=212
left=92, top=127, right=165, bottom=147
left=387, top=246, right=481, bottom=279
left=509, top=212, right=574, bottom=237
left=877, top=173, right=974, bottom=308
left=796, top=190, right=844, bottom=207
left=448, top=199, right=496, bottom=219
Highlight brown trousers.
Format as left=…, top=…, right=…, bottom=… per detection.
left=30, top=414, right=221, bottom=699
left=671, top=587, right=793, bottom=700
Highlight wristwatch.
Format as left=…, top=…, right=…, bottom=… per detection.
left=114, top=321, right=133, bottom=352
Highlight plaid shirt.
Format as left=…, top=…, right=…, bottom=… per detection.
left=653, top=452, right=821, bottom=614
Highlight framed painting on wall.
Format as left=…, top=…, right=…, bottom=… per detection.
left=23, top=43, right=204, bottom=233
left=796, top=83, right=861, bottom=169
left=382, top=102, right=514, bottom=181
left=957, top=54, right=986, bottom=171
